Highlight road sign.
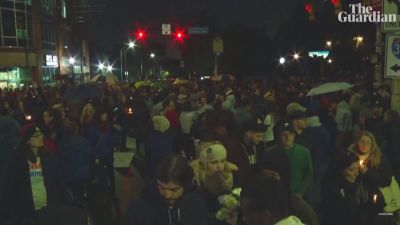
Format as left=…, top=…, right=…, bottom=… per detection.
left=188, top=27, right=209, bottom=34
left=385, top=34, right=400, bottom=78
left=162, top=24, right=171, bottom=35
left=382, top=0, right=400, bottom=32
left=213, top=37, right=223, bottom=54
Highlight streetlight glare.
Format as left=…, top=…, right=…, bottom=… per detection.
left=150, top=53, right=155, bottom=58
left=326, top=40, right=332, bottom=47
left=128, top=42, right=135, bottom=48
left=69, top=57, right=75, bottom=64
left=107, top=65, right=113, bottom=72
left=293, top=53, right=300, bottom=60
left=328, top=58, right=333, bottom=64
left=279, top=57, right=285, bottom=64
left=98, top=63, right=104, bottom=70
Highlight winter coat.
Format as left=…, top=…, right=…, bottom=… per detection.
left=58, top=135, right=93, bottom=183
left=348, top=144, right=393, bottom=189
left=123, top=183, right=209, bottom=225
left=321, top=176, right=382, bottom=225
left=144, top=129, right=174, bottom=177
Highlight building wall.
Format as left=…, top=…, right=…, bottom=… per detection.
left=0, top=0, right=90, bottom=86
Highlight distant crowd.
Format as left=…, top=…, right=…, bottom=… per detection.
left=1, top=73, right=400, bottom=225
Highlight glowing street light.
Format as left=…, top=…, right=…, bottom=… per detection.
left=107, top=65, right=113, bottom=72
left=328, top=58, right=333, bottom=64
left=353, top=36, right=364, bottom=47
left=279, top=57, right=285, bottom=64
left=150, top=53, right=155, bottom=58
left=128, top=41, right=135, bottom=48
left=69, top=57, right=75, bottom=65
left=293, top=53, right=300, bottom=60
left=98, top=63, right=105, bottom=70
left=326, top=40, right=332, bottom=48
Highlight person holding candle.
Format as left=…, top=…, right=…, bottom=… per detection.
left=348, top=131, right=393, bottom=190
left=321, top=151, right=382, bottom=225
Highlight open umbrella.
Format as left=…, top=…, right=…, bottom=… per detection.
left=306, top=82, right=353, bottom=96
left=172, top=78, right=190, bottom=85
left=90, top=74, right=119, bottom=85
left=64, top=82, right=102, bottom=101
left=134, top=80, right=152, bottom=89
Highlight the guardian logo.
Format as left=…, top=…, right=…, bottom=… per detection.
left=338, top=3, right=397, bottom=22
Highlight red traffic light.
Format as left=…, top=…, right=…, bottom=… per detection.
left=305, top=3, right=312, bottom=14
left=173, top=30, right=186, bottom=41
left=331, top=0, right=339, bottom=5
left=135, top=30, right=146, bottom=40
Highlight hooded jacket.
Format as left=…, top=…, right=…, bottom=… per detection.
left=123, top=182, right=209, bottom=225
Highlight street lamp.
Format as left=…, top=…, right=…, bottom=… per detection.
left=69, top=57, right=76, bottom=65
left=150, top=53, right=155, bottom=58
left=293, top=53, right=300, bottom=60
left=279, top=57, right=285, bottom=65
left=328, top=58, right=333, bottom=64
left=353, top=36, right=364, bottom=47
left=98, top=63, right=105, bottom=70
left=107, top=65, right=113, bottom=72
left=120, top=41, right=136, bottom=82
left=326, top=40, right=332, bottom=48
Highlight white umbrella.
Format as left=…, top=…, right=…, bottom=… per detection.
left=306, top=82, right=353, bottom=96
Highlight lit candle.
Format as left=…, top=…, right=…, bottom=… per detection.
left=359, top=160, right=364, bottom=166
left=373, top=194, right=378, bottom=204
left=128, top=108, right=133, bottom=114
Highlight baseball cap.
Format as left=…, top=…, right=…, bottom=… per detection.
left=277, top=121, right=295, bottom=134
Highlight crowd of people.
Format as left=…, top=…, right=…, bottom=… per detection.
left=0, top=73, right=400, bottom=225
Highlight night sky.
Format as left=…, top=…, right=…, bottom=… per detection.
left=88, top=0, right=301, bottom=51
left=85, top=0, right=376, bottom=76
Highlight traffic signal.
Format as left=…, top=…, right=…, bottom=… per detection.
left=305, top=3, right=315, bottom=21
left=331, top=0, right=341, bottom=14
left=135, top=30, right=146, bottom=41
left=173, top=30, right=186, bottom=42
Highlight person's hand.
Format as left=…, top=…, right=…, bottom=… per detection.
left=359, top=164, right=368, bottom=174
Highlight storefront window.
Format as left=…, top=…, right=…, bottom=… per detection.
left=0, top=0, right=32, bottom=48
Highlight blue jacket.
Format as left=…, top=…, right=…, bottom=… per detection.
left=58, top=135, right=93, bottom=183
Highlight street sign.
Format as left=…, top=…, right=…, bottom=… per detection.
left=385, top=34, right=400, bottom=78
left=213, top=37, right=223, bottom=54
left=382, top=0, right=400, bottom=32
left=162, top=24, right=171, bottom=35
left=188, top=27, right=209, bottom=34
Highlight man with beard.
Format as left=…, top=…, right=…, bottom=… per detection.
left=123, top=154, right=209, bottom=225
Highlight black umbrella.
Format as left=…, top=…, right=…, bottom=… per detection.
left=64, top=82, right=102, bottom=101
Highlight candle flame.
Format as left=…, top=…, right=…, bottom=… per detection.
left=359, top=160, right=364, bottom=166
left=128, top=108, right=133, bottom=114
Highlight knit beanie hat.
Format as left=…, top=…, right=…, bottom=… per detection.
left=200, top=143, right=227, bottom=162
left=152, top=116, right=170, bottom=133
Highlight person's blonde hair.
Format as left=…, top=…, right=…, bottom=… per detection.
left=356, top=131, right=382, bottom=168
left=191, top=141, right=235, bottom=194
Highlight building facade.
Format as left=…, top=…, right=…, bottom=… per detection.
left=0, top=0, right=90, bottom=87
